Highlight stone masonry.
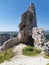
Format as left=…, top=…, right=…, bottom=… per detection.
left=19, top=3, right=37, bottom=45
left=32, top=27, right=45, bottom=46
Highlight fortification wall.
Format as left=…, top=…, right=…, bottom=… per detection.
left=2, top=37, right=19, bottom=50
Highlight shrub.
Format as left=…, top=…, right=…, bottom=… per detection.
left=23, top=46, right=41, bottom=56
left=0, top=48, right=15, bottom=63
left=0, top=53, right=4, bottom=63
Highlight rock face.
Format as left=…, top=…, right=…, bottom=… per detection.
left=19, top=3, right=37, bottom=45
left=32, top=27, right=45, bottom=46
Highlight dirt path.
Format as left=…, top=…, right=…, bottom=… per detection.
left=0, top=44, right=49, bottom=65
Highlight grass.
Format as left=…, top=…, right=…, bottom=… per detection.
left=44, top=55, right=49, bottom=59
left=0, top=48, right=16, bottom=63
left=46, top=63, right=49, bottom=65
left=44, top=51, right=49, bottom=59
left=23, top=46, right=41, bottom=56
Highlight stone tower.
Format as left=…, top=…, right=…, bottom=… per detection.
left=18, top=3, right=37, bottom=45
left=28, top=3, right=37, bottom=27
left=19, top=3, right=37, bottom=31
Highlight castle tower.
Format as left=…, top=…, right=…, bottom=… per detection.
left=19, top=3, right=37, bottom=31
left=19, top=3, right=37, bottom=45
left=28, top=3, right=37, bottom=27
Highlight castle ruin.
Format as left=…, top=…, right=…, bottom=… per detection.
left=18, top=3, right=37, bottom=46
left=0, top=3, right=46, bottom=52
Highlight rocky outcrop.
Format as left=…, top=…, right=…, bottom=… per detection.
left=32, top=27, right=45, bottom=46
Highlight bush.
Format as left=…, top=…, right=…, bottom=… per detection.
left=23, top=46, right=41, bottom=56
left=0, top=48, right=15, bottom=63
left=0, top=53, right=4, bottom=63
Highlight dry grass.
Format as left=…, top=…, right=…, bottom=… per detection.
left=0, top=48, right=16, bottom=63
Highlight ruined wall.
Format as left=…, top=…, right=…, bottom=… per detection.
left=32, top=27, right=45, bottom=46
left=1, top=37, right=19, bottom=50
left=0, top=34, right=10, bottom=46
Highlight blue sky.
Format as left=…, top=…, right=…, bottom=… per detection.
left=0, top=0, right=49, bottom=31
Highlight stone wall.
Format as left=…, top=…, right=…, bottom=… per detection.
left=45, top=41, right=49, bottom=55
left=32, top=27, right=45, bottom=46
left=0, top=37, right=19, bottom=51
left=17, top=32, right=22, bottom=42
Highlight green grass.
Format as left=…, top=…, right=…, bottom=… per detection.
left=44, top=51, right=49, bottom=59
left=23, top=46, right=41, bottom=56
left=44, top=55, right=49, bottom=59
left=0, top=48, right=16, bottom=63
left=46, top=63, right=49, bottom=65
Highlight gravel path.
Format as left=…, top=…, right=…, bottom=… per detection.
left=0, top=44, right=49, bottom=65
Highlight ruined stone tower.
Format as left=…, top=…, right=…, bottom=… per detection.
left=19, top=3, right=37, bottom=45
left=19, top=3, right=37, bottom=31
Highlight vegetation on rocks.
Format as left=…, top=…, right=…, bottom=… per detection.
left=0, top=48, right=16, bottom=63
left=23, top=46, right=41, bottom=56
